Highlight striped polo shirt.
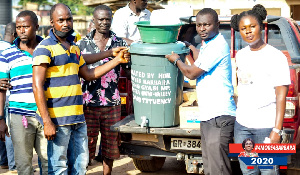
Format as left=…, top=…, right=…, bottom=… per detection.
left=0, top=36, right=43, bottom=116
left=33, top=30, right=86, bottom=126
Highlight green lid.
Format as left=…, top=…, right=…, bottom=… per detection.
left=135, top=21, right=183, bottom=43
left=129, top=41, right=190, bottom=55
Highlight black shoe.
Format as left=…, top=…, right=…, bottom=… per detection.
left=94, top=155, right=103, bottom=162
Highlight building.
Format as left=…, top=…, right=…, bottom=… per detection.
left=82, top=0, right=300, bottom=20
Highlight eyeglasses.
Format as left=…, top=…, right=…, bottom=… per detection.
left=245, top=142, right=253, bottom=146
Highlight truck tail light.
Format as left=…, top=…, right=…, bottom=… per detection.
left=118, top=77, right=127, bottom=93
left=285, top=100, right=296, bottom=118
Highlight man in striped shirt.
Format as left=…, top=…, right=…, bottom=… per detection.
left=32, top=3, right=129, bottom=174
left=0, top=11, right=48, bottom=174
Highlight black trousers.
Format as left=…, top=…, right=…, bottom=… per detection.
left=200, top=115, right=236, bottom=175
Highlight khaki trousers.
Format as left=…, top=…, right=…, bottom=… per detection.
left=9, top=113, right=48, bottom=175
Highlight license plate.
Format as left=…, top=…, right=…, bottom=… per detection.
left=121, top=97, right=126, bottom=104
left=171, top=138, right=201, bottom=151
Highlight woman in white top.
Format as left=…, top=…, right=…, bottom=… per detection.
left=230, top=4, right=291, bottom=175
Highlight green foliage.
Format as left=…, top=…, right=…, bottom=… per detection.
left=19, top=0, right=52, bottom=6
left=59, top=0, right=93, bottom=15
left=18, top=0, right=93, bottom=16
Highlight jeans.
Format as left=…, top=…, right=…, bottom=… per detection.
left=10, top=114, right=48, bottom=175
left=5, top=135, right=16, bottom=170
left=0, top=104, right=16, bottom=170
left=234, top=121, right=279, bottom=175
left=0, top=140, right=7, bottom=166
left=200, top=115, right=235, bottom=175
left=47, top=122, right=89, bottom=175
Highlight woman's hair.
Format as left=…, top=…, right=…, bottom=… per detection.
left=242, top=138, right=255, bottom=149
left=230, top=4, right=267, bottom=31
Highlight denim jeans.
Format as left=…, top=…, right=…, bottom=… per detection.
left=47, top=122, right=89, bottom=175
left=234, top=121, right=279, bottom=175
left=0, top=140, right=7, bottom=166
left=0, top=104, right=16, bottom=170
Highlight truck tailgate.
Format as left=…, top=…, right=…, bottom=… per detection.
left=111, top=114, right=201, bottom=137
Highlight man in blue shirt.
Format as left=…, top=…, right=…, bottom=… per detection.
left=166, top=8, right=236, bottom=175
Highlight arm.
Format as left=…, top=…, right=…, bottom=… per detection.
left=269, top=85, right=289, bottom=143
left=165, top=52, right=205, bottom=80
left=0, top=78, right=12, bottom=91
left=32, top=64, right=56, bottom=140
left=0, top=90, right=9, bottom=141
left=82, top=47, right=127, bottom=64
left=80, top=49, right=129, bottom=81
left=183, top=41, right=199, bottom=60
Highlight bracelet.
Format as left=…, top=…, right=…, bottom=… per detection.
left=173, top=57, right=181, bottom=66
left=0, top=115, right=4, bottom=120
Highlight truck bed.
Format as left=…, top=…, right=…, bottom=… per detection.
left=111, top=114, right=201, bottom=137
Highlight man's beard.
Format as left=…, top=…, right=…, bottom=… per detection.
left=21, top=40, right=29, bottom=44
left=54, top=28, right=74, bottom=38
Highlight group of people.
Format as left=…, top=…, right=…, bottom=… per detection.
left=165, top=4, right=290, bottom=175
left=0, top=1, right=291, bottom=175
left=0, top=0, right=148, bottom=174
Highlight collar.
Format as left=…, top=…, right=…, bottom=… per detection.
left=126, top=3, right=149, bottom=17
left=204, top=33, right=220, bottom=45
left=49, top=28, right=75, bottom=43
left=12, top=35, right=44, bottom=48
left=86, top=29, right=119, bottom=42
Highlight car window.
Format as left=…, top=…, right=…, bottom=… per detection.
left=267, top=24, right=287, bottom=50
left=219, top=24, right=231, bottom=48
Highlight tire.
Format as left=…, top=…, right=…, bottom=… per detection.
left=133, top=157, right=166, bottom=172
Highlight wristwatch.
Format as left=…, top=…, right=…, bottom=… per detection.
left=0, top=115, right=4, bottom=120
left=173, top=57, right=181, bottom=66
left=272, top=128, right=283, bottom=136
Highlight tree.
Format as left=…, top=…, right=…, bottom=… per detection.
left=19, top=0, right=52, bottom=7
left=18, top=0, right=93, bottom=16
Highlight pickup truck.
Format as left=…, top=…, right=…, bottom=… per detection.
left=114, top=15, right=300, bottom=174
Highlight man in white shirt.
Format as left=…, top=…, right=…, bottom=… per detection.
left=111, top=0, right=151, bottom=45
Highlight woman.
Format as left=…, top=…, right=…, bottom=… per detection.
left=230, top=4, right=290, bottom=175
left=238, top=138, right=258, bottom=157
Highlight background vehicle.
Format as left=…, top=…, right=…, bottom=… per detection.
left=113, top=15, right=300, bottom=174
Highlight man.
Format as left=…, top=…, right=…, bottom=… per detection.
left=0, top=11, right=48, bottom=175
left=111, top=0, right=151, bottom=45
left=77, top=5, right=129, bottom=175
left=165, top=8, right=236, bottom=175
left=0, top=22, right=17, bottom=172
left=32, top=3, right=129, bottom=174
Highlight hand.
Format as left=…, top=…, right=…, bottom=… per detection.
left=112, top=47, right=128, bottom=57
left=115, top=48, right=130, bottom=64
left=0, top=119, right=9, bottom=141
left=44, top=120, right=56, bottom=140
left=124, top=49, right=131, bottom=62
left=165, top=51, right=180, bottom=64
left=0, top=78, right=12, bottom=91
left=183, top=41, right=191, bottom=47
left=269, top=130, right=281, bottom=143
